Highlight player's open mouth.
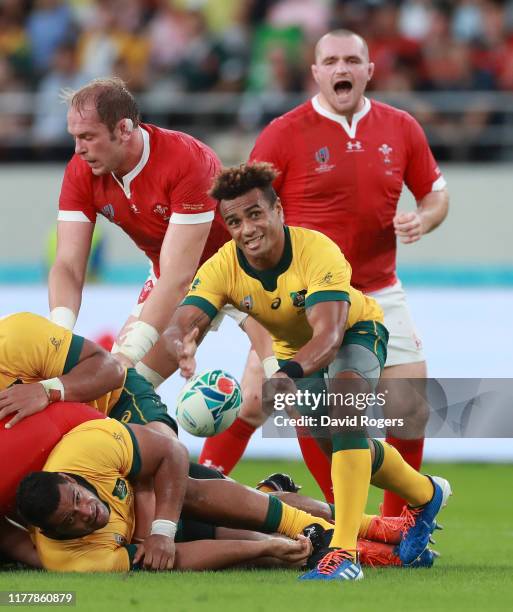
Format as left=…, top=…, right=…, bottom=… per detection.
left=245, top=235, right=264, bottom=249
left=333, top=80, right=352, bottom=95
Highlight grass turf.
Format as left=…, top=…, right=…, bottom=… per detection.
left=1, top=461, right=512, bottom=611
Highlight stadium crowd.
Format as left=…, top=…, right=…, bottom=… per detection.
left=1, top=0, right=513, bottom=160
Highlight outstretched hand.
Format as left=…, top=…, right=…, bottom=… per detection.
left=175, top=327, right=199, bottom=379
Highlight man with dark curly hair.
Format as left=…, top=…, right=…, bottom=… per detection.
left=168, top=162, right=451, bottom=581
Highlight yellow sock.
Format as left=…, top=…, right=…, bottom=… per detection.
left=330, top=441, right=371, bottom=555
left=277, top=503, right=333, bottom=538
left=371, top=441, right=434, bottom=506
left=358, top=513, right=375, bottom=538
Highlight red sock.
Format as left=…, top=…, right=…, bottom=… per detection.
left=296, top=432, right=334, bottom=503
left=383, top=436, right=425, bottom=516
left=198, top=417, right=256, bottom=475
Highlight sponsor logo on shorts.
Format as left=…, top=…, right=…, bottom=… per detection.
left=137, top=279, right=154, bottom=304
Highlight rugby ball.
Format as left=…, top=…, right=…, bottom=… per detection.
left=176, top=370, right=242, bottom=437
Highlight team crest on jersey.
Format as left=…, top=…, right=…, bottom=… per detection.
left=346, top=140, right=363, bottom=152
left=314, top=147, right=335, bottom=173
left=378, top=144, right=393, bottom=164
left=153, top=203, right=170, bottom=221
left=290, top=289, right=307, bottom=308
left=49, top=337, right=62, bottom=351
left=112, top=478, right=128, bottom=501
left=100, top=204, right=115, bottom=221
left=320, top=272, right=333, bottom=286
left=240, top=295, right=253, bottom=310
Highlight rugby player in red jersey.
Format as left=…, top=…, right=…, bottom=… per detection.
left=201, top=30, right=449, bottom=515
left=48, top=77, right=249, bottom=390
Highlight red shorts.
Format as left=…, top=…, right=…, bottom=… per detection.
left=0, top=402, right=105, bottom=517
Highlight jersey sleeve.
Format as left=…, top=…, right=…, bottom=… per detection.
left=301, top=233, right=352, bottom=309
left=181, top=251, right=230, bottom=319
left=58, top=156, right=97, bottom=223
left=249, top=119, right=290, bottom=193
left=49, top=419, right=138, bottom=481
left=403, top=114, right=446, bottom=201
left=0, top=313, right=76, bottom=381
left=168, top=141, right=221, bottom=225
left=35, top=534, right=131, bottom=572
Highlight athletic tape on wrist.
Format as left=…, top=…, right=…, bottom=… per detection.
left=117, top=321, right=159, bottom=364
left=39, top=377, right=65, bottom=402
left=150, top=519, right=177, bottom=540
left=49, top=307, right=77, bottom=331
left=262, top=356, right=280, bottom=378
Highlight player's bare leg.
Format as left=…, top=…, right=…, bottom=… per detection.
left=381, top=360, right=429, bottom=514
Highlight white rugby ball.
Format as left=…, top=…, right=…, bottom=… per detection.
left=176, top=370, right=242, bottom=437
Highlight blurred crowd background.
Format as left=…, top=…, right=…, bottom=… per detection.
left=1, top=0, right=513, bottom=161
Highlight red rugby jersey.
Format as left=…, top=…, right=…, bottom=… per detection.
left=250, top=97, right=445, bottom=292
left=0, top=403, right=103, bottom=517
left=59, top=124, right=229, bottom=276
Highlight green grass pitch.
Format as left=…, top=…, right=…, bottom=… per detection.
left=1, top=460, right=512, bottom=612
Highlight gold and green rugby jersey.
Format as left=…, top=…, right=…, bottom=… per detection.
left=0, top=312, right=124, bottom=414
left=34, top=418, right=141, bottom=572
left=183, top=226, right=383, bottom=360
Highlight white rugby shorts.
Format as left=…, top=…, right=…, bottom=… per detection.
left=366, top=280, right=424, bottom=367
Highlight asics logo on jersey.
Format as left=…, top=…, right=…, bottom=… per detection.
left=100, top=204, right=115, bottom=221
left=346, top=140, right=363, bottom=151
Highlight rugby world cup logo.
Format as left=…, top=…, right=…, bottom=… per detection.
left=314, top=146, right=335, bottom=173
left=315, top=147, right=330, bottom=165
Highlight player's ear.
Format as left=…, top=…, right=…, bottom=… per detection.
left=311, top=63, right=320, bottom=85
left=119, top=118, right=134, bottom=137
left=367, top=62, right=375, bottom=82
left=275, top=198, right=284, bottom=221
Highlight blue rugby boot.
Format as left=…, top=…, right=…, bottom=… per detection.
left=299, top=548, right=363, bottom=581
left=399, top=476, right=452, bottom=565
